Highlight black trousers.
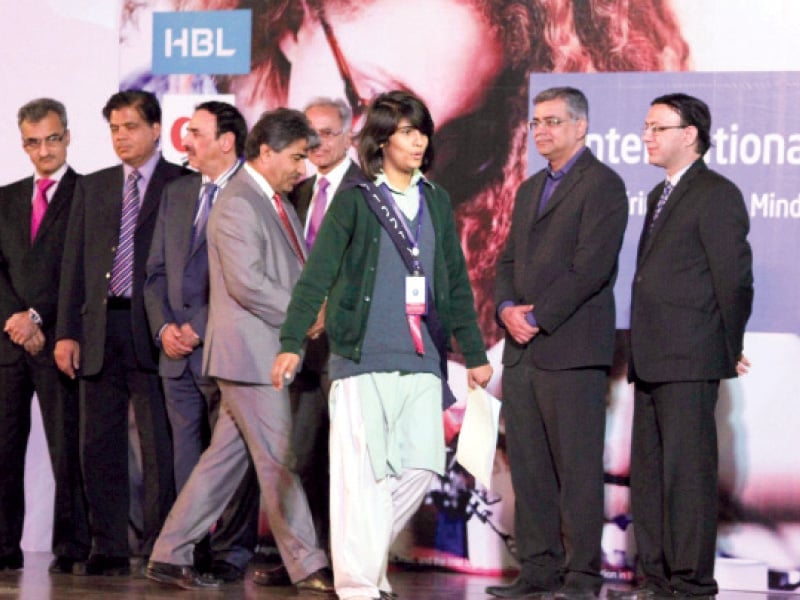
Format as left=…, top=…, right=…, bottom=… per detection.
left=502, top=359, right=607, bottom=592
left=288, top=332, right=330, bottom=550
left=79, top=306, right=174, bottom=557
left=630, top=379, right=720, bottom=596
left=0, top=355, right=89, bottom=560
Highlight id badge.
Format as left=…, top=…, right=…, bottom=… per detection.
left=405, top=274, right=427, bottom=315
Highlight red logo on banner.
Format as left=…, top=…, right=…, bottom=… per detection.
left=171, top=116, right=190, bottom=152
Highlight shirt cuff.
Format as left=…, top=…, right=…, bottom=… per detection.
left=497, top=301, right=537, bottom=328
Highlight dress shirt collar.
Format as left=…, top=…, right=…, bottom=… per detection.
left=313, top=155, right=352, bottom=196
left=547, top=146, right=585, bottom=180
left=202, top=158, right=242, bottom=190
left=665, top=161, right=692, bottom=188
left=32, top=162, right=68, bottom=204
left=123, top=151, right=161, bottom=195
left=243, top=162, right=281, bottom=210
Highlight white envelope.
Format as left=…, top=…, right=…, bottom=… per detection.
left=455, top=386, right=501, bottom=489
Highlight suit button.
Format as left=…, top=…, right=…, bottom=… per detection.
left=635, top=275, right=642, bottom=283
left=364, top=296, right=370, bottom=302
left=105, top=272, right=111, bottom=279
left=111, top=246, right=117, bottom=252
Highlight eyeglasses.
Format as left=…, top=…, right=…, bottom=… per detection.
left=319, top=8, right=370, bottom=132
left=528, top=117, right=575, bottom=131
left=316, top=128, right=344, bottom=141
left=642, top=124, right=686, bottom=135
left=23, top=132, right=67, bottom=150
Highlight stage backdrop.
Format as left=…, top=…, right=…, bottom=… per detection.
left=1, top=0, right=799, bottom=592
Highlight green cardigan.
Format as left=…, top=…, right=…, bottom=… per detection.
left=279, top=179, right=487, bottom=370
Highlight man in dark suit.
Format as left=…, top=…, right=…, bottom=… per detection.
left=144, top=101, right=258, bottom=582
left=624, top=93, right=753, bottom=599
left=55, top=90, right=185, bottom=575
left=283, top=97, right=359, bottom=555
left=146, top=108, right=331, bottom=593
left=0, top=98, right=89, bottom=573
left=489, top=87, right=628, bottom=599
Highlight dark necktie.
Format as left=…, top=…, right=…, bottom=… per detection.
left=190, top=182, right=217, bottom=252
left=648, top=180, right=673, bottom=232
left=31, top=178, right=55, bottom=242
left=306, top=176, right=329, bottom=249
left=109, top=170, right=141, bottom=297
left=273, top=193, right=305, bottom=264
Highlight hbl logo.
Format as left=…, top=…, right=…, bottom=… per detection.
left=152, top=10, right=251, bottom=75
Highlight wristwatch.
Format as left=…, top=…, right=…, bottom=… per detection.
left=28, top=308, right=43, bottom=326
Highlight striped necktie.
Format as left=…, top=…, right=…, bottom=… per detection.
left=648, top=180, right=673, bottom=232
left=109, top=170, right=141, bottom=297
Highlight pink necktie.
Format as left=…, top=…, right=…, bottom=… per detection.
left=408, top=314, right=424, bottom=355
left=273, top=193, right=306, bottom=264
left=31, top=178, right=55, bottom=242
left=306, top=177, right=329, bottom=249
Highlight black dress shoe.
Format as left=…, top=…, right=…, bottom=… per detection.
left=48, top=556, right=85, bottom=574
left=0, top=551, right=24, bottom=571
left=76, top=555, right=130, bottom=576
left=554, top=585, right=598, bottom=600
left=252, top=563, right=292, bottom=586
left=486, top=577, right=556, bottom=598
left=146, top=560, right=221, bottom=590
left=296, top=567, right=335, bottom=595
left=607, top=585, right=672, bottom=600
left=210, top=559, right=244, bottom=583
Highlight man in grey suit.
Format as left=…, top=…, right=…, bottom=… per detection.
left=147, top=108, right=332, bottom=593
left=490, top=87, right=628, bottom=599
left=144, top=101, right=258, bottom=581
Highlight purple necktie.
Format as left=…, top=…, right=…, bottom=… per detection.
left=31, top=178, right=55, bottom=242
left=306, top=177, right=329, bottom=249
left=109, top=170, right=141, bottom=297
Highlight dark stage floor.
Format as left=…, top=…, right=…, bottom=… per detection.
left=0, top=553, right=795, bottom=599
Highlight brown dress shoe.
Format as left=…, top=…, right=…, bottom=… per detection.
left=296, top=567, right=335, bottom=595
left=146, top=560, right=221, bottom=590
left=252, top=563, right=292, bottom=586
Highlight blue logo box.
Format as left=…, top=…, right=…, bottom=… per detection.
left=152, top=10, right=251, bottom=75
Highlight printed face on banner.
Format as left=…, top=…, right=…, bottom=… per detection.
left=279, top=0, right=505, bottom=132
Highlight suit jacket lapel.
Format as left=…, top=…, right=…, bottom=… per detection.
left=525, top=172, right=547, bottom=233
left=136, top=158, right=165, bottom=231
left=33, top=168, right=75, bottom=244
left=638, top=160, right=705, bottom=265
left=182, top=177, right=204, bottom=260
left=534, top=149, right=592, bottom=223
